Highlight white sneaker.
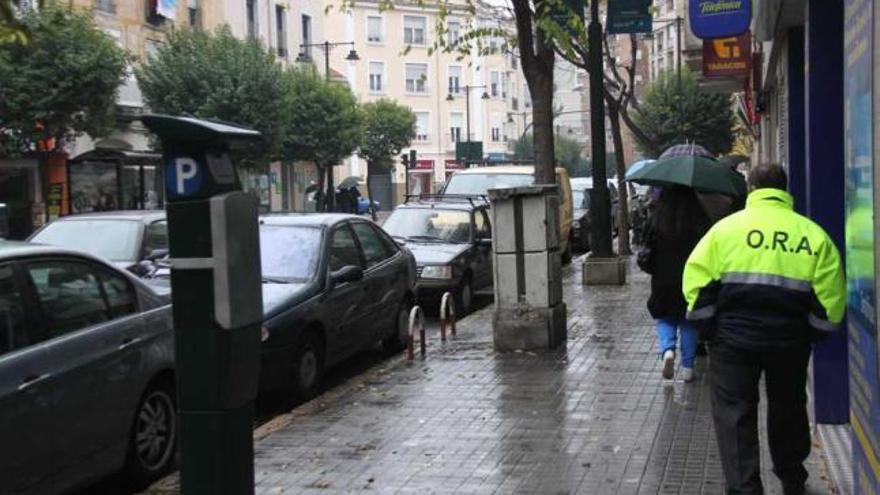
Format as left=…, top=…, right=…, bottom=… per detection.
left=681, top=367, right=695, bottom=382
left=661, top=350, right=675, bottom=380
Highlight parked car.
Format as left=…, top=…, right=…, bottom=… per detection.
left=0, top=241, right=175, bottom=494
left=257, top=214, right=417, bottom=400
left=28, top=211, right=168, bottom=277
left=441, top=166, right=575, bottom=262
left=569, top=178, right=621, bottom=252
left=382, top=196, right=492, bottom=313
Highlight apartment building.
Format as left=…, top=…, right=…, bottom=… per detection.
left=647, top=0, right=701, bottom=82
left=323, top=0, right=527, bottom=204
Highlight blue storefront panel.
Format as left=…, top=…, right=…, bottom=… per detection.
left=844, top=0, right=880, bottom=491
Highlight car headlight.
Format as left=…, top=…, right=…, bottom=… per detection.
left=421, top=265, right=453, bottom=279
left=261, top=326, right=270, bottom=342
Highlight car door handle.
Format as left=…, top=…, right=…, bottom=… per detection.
left=118, top=337, right=143, bottom=350
left=18, top=373, right=51, bottom=391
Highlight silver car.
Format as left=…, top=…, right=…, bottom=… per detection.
left=0, top=241, right=176, bottom=494
left=28, top=211, right=168, bottom=276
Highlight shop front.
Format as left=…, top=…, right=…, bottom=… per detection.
left=67, top=149, right=163, bottom=214
left=407, top=159, right=435, bottom=196
left=0, top=158, right=41, bottom=240
left=444, top=159, right=464, bottom=182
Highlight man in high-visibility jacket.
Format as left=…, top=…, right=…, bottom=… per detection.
left=683, top=163, right=845, bottom=495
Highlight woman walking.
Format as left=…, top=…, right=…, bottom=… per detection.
left=645, top=185, right=712, bottom=382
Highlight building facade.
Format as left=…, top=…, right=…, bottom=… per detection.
left=323, top=0, right=527, bottom=205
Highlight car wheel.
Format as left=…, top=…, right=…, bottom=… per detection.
left=292, top=329, right=324, bottom=402
left=456, top=275, right=474, bottom=315
left=382, top=299, right=411, bottom=354
left=125, top=381, right=177, bottom=485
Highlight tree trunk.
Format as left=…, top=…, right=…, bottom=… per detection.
left=315, top=164, right=326, bottom=212
left=530, top=74, right=556, bottom=184
left=511, top=0, right=555, bottom=185
left=366, top=160, right=378, bottom=221
left=607, top=102, right=632, bottom=256
left=324, top=164, right=335, bottom=212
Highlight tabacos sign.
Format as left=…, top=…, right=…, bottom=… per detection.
left=689, top=0, right=752, bottom=39
left=702, top=32, right=751, bottom=77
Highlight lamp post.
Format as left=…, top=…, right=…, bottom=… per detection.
left=297, top=41, right=359, bottom=211
left=447, top=85, right=489, bottom=165
left=588, top=0, right=613, bottom=258
left=447, top=85, right=490, bottom=142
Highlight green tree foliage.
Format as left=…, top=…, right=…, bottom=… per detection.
left=359, top=99, right=416, bottom=171
left=359, top=100, right=415, bottom=218
left=513, top=133, right=589, bottom=178
left=136, top=26, right=288, bottom=166
left=281, top=68, right=363, bottom=210
left=0, top=3, right=128, bottom=155
left=631, top=68, right=736, bottom=158
left=0, top=0, right=28, bottom=44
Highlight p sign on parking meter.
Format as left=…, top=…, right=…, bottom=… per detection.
left=141, top=115, right=262, bottom=495
left=167, top=157, right=202, bottom=197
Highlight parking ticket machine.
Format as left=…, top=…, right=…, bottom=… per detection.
left=141, top=115, right=263, bottom=494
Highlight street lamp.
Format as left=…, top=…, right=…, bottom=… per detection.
left=446, top=84, right=489, bottom=144
left=296, top=40, right=359, bottom=211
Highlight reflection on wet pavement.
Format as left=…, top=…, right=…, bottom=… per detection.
left=250, top=256, right=831, bottom=494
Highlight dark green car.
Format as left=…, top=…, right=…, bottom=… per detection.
left=382, top=197, right=493, bottom=314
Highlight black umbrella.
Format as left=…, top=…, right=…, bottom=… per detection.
left=338, top=176, right=363, bottom=189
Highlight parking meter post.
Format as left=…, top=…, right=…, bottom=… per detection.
left=141, top=115, right=263, bottom=494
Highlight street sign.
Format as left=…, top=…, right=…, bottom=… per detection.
left=702, top=32, right=751, bottom=77
left=456, top=141, right=483, bottom=162
left=607, top=0, right=653, bottom=34
left=689, top=0, right=751, bottom=39
left=165, top=157, right=203, bottom=197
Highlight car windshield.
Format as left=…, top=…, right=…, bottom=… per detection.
left=383, top=208, right=471, bottom=243
left=444, top=173, right=534, bottom=195
left=260, top=225, right=322, bottom=282
left=30, top=219, right=142, bottom=261
left=572, top=189, right=591, bottom=209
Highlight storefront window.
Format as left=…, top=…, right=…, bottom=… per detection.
left=70, top=161, right=118, bottom=214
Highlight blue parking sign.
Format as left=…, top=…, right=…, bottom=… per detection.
left=165, top=156, right=204, bottom=198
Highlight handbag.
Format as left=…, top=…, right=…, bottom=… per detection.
left=636, top=219, right=657, bottom=274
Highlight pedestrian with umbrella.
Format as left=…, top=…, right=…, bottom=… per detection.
left=628, top=151, right=747, bottom=383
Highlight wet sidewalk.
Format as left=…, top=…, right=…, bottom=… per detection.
left=243, top=258, right=832, bottom=493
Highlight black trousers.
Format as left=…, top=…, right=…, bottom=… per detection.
left=709, top=341, right=812, bottom=495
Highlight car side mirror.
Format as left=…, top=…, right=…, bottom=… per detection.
left=330, top=265, right=364, bottom=285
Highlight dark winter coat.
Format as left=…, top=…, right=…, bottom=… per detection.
left=646, top=189, right=712, bottom=320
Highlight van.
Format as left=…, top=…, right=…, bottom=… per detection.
left=442, top=166, right=575, bottom=261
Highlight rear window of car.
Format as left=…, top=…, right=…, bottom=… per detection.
left=30, top=219, right=142, bottom=262
left=444, top=173, right=534, bottom=195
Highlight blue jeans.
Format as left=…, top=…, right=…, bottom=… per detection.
left=656, top=318, right=697, bottom=368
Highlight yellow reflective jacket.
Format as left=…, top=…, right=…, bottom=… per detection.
left=683, top=188, right=846, bottom=350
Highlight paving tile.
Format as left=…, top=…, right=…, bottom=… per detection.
left=253, top=257, right=833, bottom=494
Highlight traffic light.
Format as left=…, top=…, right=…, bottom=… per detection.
left=409, top=149, right=417, bottom=167
left=401, top=153, right=409, bottom=169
